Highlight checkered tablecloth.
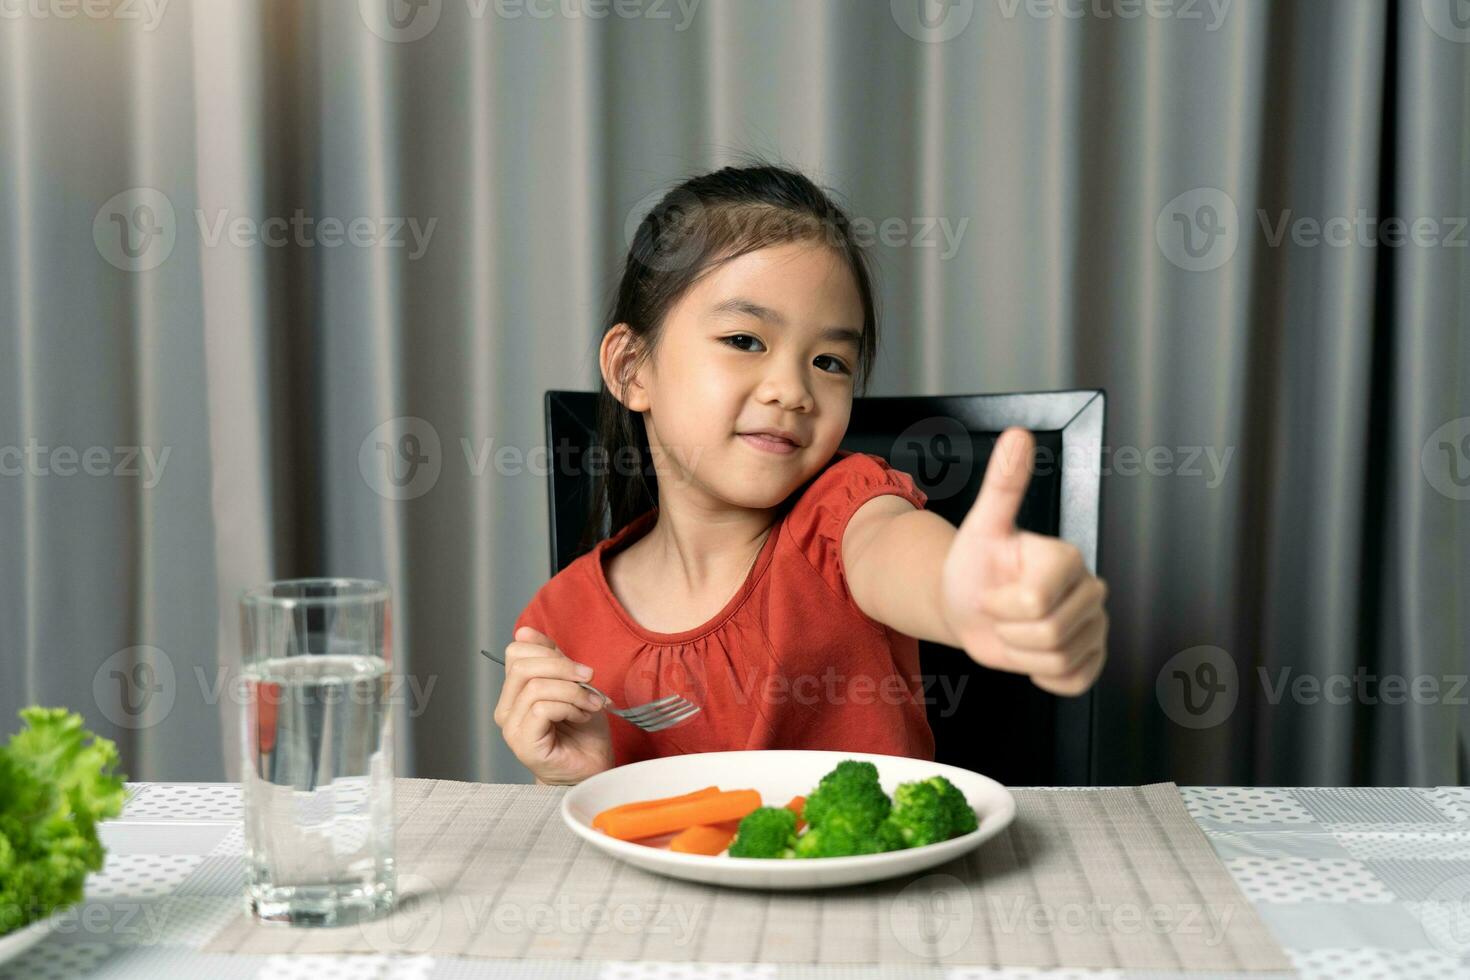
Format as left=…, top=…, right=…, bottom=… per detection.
left=3, top=784, right=1468, bottom=979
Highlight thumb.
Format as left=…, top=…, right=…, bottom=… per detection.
left=514, top=626, right=559, bottom=650
left=963, top=427, right=1035, bottom=540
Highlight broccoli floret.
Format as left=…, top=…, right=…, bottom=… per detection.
left=792, top=824, right=890, bottom=858
left=885, top=780, right=952, bottom=847
left=801, top=760, right=891, bottom=835
left=923, top=776, right=978, bottom=836
left=728, top=806, right=798, bottom=859
left=881, top=776, right=978, bottom=848
left=787, top=763, right=976, bottom=858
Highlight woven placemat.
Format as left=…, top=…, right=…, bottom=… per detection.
left=204, top=777, right=1291, bottom=971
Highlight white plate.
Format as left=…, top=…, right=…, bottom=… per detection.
left=0, top=909, right=62, bottom=967
left=561, top=749, right=1015, bottom=889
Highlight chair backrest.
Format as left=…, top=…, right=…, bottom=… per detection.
left=543, top=389, right=1105, bottom=785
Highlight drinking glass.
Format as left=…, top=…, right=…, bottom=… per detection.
left=238, top=578, right=395, bottom=925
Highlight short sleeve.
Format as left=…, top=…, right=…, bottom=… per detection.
left=784, top=451, right=927, bottom=625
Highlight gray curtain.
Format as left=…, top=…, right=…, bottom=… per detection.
left=1, top=0, right=1465, bottom=786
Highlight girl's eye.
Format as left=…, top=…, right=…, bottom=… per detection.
left=722, top=335, right=851, bottom=376
left=722, top=334, right=765, bottom=352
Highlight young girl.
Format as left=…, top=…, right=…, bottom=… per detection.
left=495, top=164, right=1109, bottom=786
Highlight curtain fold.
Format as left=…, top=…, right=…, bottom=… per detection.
left=1, top=0, right=1464, bottom=786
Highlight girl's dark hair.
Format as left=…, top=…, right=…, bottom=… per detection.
left=578, top=161, right=880, bottom=558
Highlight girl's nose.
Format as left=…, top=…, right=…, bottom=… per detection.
left=756, top=372, right=813, bottom=413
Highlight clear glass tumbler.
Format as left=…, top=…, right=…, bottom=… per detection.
left=239, top=578, right=395, bottom=925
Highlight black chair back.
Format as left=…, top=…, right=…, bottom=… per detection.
left=543, top=389, right=1105, bottom=785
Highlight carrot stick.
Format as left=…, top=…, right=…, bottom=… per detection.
left=786, top=795, right=806, bottom=831
left=599, top=789, right=762, bottom=841
left=593, top=786, right=721, bottom=832
left=669, top=824, right=738, bottom=855
left=710, top=818, right=743, bottom=833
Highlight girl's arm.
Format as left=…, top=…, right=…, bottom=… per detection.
left=843, top=499, right=964, bottom=647
left=843, top=428, right=1110, bottom=697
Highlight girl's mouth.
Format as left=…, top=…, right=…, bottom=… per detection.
left=738, top=433, right=799, bottom=455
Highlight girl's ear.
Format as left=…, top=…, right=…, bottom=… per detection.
left=599, top=323, right=650, bottom=412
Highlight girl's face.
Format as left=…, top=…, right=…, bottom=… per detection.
left=609, top=240, right=865, bottom=511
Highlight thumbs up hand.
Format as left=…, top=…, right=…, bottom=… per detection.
left=939, top=428, right=1110, bottom=696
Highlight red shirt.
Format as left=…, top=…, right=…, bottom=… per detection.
left=513, top=449, right=936, bottom=768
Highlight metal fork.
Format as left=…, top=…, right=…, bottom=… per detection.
left=480, top=649, right=701, bottom=733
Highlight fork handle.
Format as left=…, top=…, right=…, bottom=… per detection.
left=482, top=649, right=604, bottom=701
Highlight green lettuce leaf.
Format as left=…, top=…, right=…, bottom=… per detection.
left=0, top=707, right=127, bottom=936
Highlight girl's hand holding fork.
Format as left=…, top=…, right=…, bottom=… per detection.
left=493, top=626, right=615, bottom=785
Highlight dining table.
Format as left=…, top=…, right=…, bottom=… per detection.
left=2, top=782, right=1466, bottom=980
